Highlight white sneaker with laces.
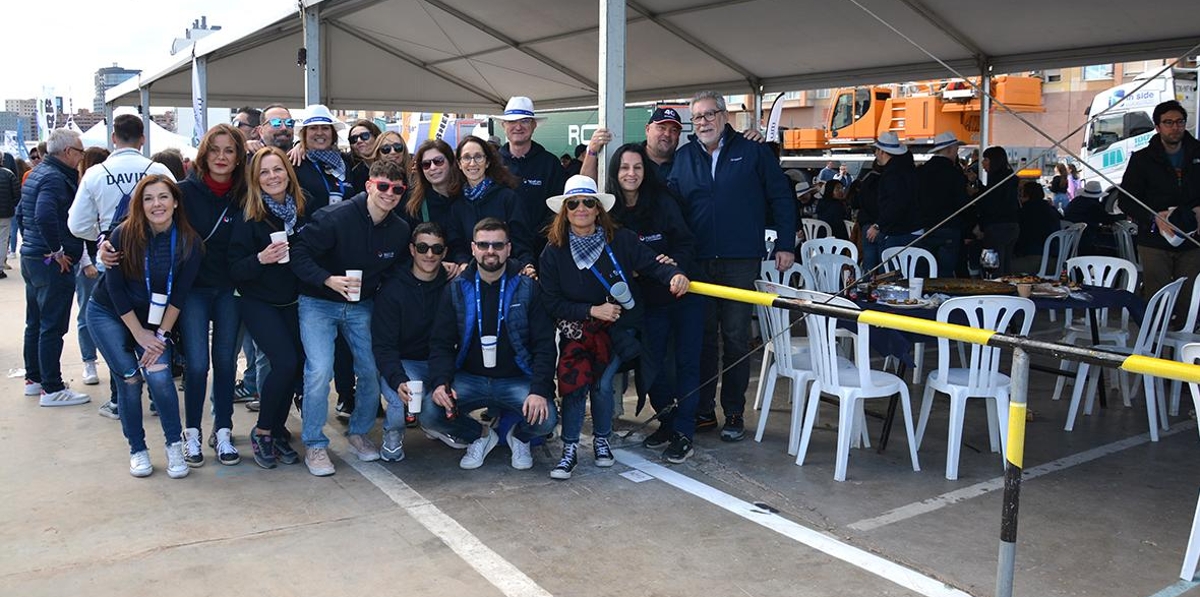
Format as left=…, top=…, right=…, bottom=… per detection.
left=129, top=450, right=153, bottom=477
left=506, top=427, right=533, bottom=470
left=165, top=442, right=189, bottom=478
left=39, top=387, right=91, bottom=407
left=460, top=428, right=499, bottom=470
left=24, top=380, right=42, bottom=396
left=82, top=361, right=99, bottom=385
left=183, top=428, right=205, bottom=467
left=97, top=401, right=119, bottom=420
left=214, top=428, right=240, bottom=465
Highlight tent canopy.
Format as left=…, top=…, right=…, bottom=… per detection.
left=107, top=0, right=1200, bottom=112
left=80, top=116, right=198, bottom=159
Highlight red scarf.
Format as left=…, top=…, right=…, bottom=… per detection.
left=556, top=319, right=613, bottom=397
left=203, top=174, right=233, bottom=197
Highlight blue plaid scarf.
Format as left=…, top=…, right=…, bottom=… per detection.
left=464, top=177, right=495, bottom=202
left=568, top=227, right=606, bottom=270
left=264, top=193, right=298, bottom=235
left=307, top=149, right=346, bottom=182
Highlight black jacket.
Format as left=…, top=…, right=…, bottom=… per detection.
left=0, top=167, right=18, bottom=218
left=179, top=173, right=239, bottom=289
left=1063, top=197, right=1124, bottom=254
left=978, top=172, right=1021, bottom=226
left=876, top=151, right=922, bottom=236
left=296, top=156, right=351, bottom=214
left=918, top=155, right=968, bottom=230
left=501, top=140, right=566, bottom=250
left=1119, top=131, right=1200, bottom=250
left=445, top=183, right=534, bottom=268
left=290, top=193, right=411, bottom=302
left=609, top=188, right=697, bottom=307
left=853, top=166, right=882, bottom=229
left=400, top=186, right=457, bottom=234
left=1015, top=199, right=1061, bottom=258
left=227, top=194, right=313, bottom=305
left=371, top=265, right=450, bottom=392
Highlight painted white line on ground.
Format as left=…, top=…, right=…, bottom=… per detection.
left=849, top=421, right=1197, bottom=532
left=346, top=458, right=554, bottom=597
left=1147, top=578, right=1200, bottom=597
left=614, top=449, right=972, bottom=597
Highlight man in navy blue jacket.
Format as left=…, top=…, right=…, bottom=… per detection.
left=20, top=129, right=90, bottom=407
left=668, top=91, right=795, bottom=441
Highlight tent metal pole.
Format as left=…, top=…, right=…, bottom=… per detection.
left=995, top=347, right=1028, bottom=597
left=304, top=4, right=322, bottom=106
left=753, top=87, right=763, bottom=133
left=598, top=0, right=626, bottom=185
left=103, top=102, right=115, bottom=152
left=980, top=60, right=991, bottom=166
left=140, top=86, right=152, bottom=157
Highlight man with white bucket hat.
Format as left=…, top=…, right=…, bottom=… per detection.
left=494, top=97, right=566, bottom=255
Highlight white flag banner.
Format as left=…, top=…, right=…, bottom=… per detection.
left=765, top=93, right=786, bottom=144
left=2, top=131, right=19, bottom=156
left=191, top=55, right=204, bottom=146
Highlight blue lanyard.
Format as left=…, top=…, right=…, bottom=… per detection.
left=475, top=271, right=506, bottom=340
left=588, top=244, right=628, bottom=294
left=310, top=160, right=345, bottom=197
left=145, top=227, right=177, bottom=303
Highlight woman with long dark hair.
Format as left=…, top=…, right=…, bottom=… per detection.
left=86, top=175, right=202, bottom=478
left=604, top=144, right=702, bottom=463
left=539, top=175, right=688, bottom=479
left=977, top=146, right=1021, bottom=274
left=446, top=135, right=535, bottom=273
left=407, top=139, right=463, bottom=275
left=228, top=146, right=310, bottom=469
left=346, top=119, right=383, bottom=193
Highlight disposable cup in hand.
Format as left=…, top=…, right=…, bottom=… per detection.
left=909, top=278, right=924, bottom=300
left=345, top=270, right=363, bottom=302
left=480, top=335, right=498, bottom=368
left=147, top=293, right=168, bottom=325
left=406, top=380, right=423, bottom=413
left=610, top=281, right=636, bottom=310
left=269, top=231, right=290, bottom=264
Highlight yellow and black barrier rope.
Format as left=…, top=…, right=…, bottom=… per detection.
left=687, top=281, right=1200, bottom=597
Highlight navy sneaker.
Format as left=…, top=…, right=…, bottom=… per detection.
left=642, top=425, right=672, bottom=449
left=719, top=415, right=746, bottom=442
left=250, top=433, right=277, bottom=469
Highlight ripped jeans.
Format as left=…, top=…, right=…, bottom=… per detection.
left=86, top=300, right=183, bottom=454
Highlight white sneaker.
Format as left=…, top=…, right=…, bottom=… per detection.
left=506, top=427, right=533, bottom=470
left=24, top=380, right=42, bottom=396
left=214, top=428, right=240, bottom=465
left=183, top=428, right=205, bottom=467
left=39, top=387, right=91, bottom=407
left=165, top=442, right=189, bottom=478
left=347, top=434, right=381, bottom=462
left=129, top=450, right=153, bottom=477
left=459, top=428, right=499, bottom=470
left=97, top=401, right=119, bottom=420
left=82, top=361, right=99, bottom=385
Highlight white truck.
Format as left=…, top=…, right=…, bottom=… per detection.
left=1081, top=67, right=1198, bottom=190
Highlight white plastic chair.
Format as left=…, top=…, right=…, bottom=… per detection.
left=1064, top=277, right=1184, bottom=442
left=759, top=259, right=806, bottom=289
left=753, top=281, right=816, bottom=450
left=799, top=237, right=858, bottom=265
left=1052, top=255, right=1140, bottom=401
left=1165, top=275, right=1200, bottom=415
left=1036, top=226, right=1085, bottom=280
left=1112, top=220, right=1141, bottom=272
left=753, top=265, right=809, bottom=412
left=794, top=290, right=920, bottom=481
left=803, top=253, right=862, bottom=294
left=765, top=229, right=777, bottom=254
left=881, top=246, right=939, bottom=280
left=844, top=220, right=855, bottom=239
left=801, top=218, right=832, bottom=241
left=915, top=296, right=1034, bottom=480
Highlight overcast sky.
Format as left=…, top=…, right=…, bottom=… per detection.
left=5, top=0, right=293, bottom=110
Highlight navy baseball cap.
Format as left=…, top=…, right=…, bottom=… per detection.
left=648, top=107, right=683, bottom=128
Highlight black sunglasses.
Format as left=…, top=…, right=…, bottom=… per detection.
left=349, top=132, right=373, bottom=144
left=420, top=155, right=448, bottom=170
left=565, top=197, right=599, bottom=211
left=268, top=118, right=297, bottom=128
left=473, top=240, right=508, bottom=251
left=379, top=143, right=406, bottom=155
left=371, top=179, right=407, bottom=195
left=413, top=242, right=446, bottom=255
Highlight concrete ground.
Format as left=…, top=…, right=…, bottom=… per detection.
left=2, top=258, right=1199, bottom=597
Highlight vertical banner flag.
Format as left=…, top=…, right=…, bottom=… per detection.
left=765, top=93, right=786, bottom=144
left=191, top=55, right=204, bottom=147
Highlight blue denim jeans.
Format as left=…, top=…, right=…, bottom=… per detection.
left=75, top=266, right=98, bottom=363
left=178, top=287, right=241, bottom=432
left=86, top=301, right=182, bottom=454
left=698, top=258, right=758, bottom=417
left=644, top=294, right=705, bottom=438
left=417, top=373, right=558, bottom=443
left=299, top=296, right=380, bottom=448
left=861, top=234, right=883, bottom=275
left=560, top=351, right=621, bottom=444
left=22, top=256, right=76, bottom=393
left=380, top=360, right=428, bottom=434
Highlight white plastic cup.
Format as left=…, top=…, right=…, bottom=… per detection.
left=406, top=380, right=424, bottom=413
left=610, top=281, right=636, bottom=310
left=345, top=270, right=363, bottom=302
left=269, top=231, right=290, bottom=264
left=480, top=335, right=498, bottom=368
left=909, top=278, right=924, bottom=300
left=147, top=293, right=168, bottom=325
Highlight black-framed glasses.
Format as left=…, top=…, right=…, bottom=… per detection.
left=267, top=118, right=296, bottom=128
left=413, top=242, right=446, bottom=255
left=565, top=197, right=598, bottom=210
left=459, top=154, right=487, bottom=164
left=690, top=109, right=725, bottom=123
left=379, top=143, right=405, bottom=155
left=420, top=155, right=448, bottom=170
left=473, top=240, right=508, bottom=251
left=1160, top=118, right=1188, bottom=128
left=349, top=131, right=373, bottom=143
left=371, top=179, right=407, bottom=195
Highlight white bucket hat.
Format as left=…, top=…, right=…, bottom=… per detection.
left=874, top=131, right=908, bottom=156
left=492, top=96, right=547, bottom=122
left=546, top=175, right=616, bottom=213
left=929, top=131, right=962, bottom=153
left=1077, top=180, right=1105, bottom=199
left=297, top=104, right=346, bottom=131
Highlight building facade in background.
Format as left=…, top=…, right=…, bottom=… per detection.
left=94, top=64, right=140, bottom=113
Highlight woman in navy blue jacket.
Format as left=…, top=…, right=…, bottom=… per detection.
left=87, top=175, right=202, bottom=478
left=228, top=147, right=311, bottom=469
left=605, top=144, right=703, bottom=463
left=446, top=136, right=536, bottom=274
left=539, top=175, right=688, bottom=480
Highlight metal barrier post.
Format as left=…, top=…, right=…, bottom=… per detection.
left=996, top=347, right=1029, bottom=597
